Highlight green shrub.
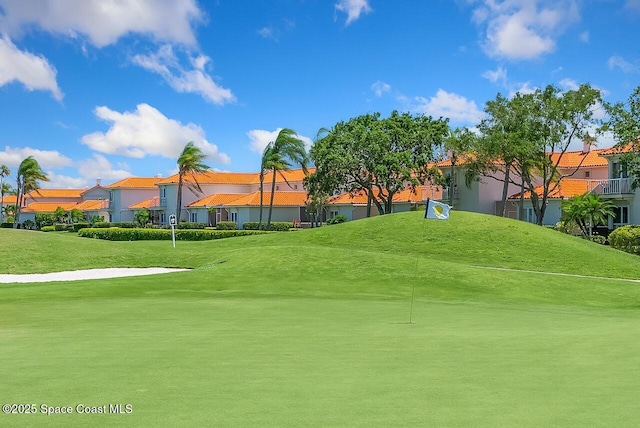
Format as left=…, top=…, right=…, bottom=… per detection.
left=35, top=213, right=55, bottom=228
left=73, top=222, right=90, bottom=232
left=327, top=215, right=347, bottom=225
left=114, top=222, right=136, bottom=228
left=54, top=223, right=67, bottom=231
left=41, top=226, right=56, bottom=232
left=93, top=222, right=112, bottom=228
left=243, top=221, right=293, bottom=231
left=609, top=226, right=640, bottom=255
left=216, top=221, right=237, bottom=230
left=6, top=216, right=14, bottom=224
left=78, top=228, right=267, bottom=241
left=0, top=222, right=12, bottom=228
left=177, top=222, right=206, bottom=229
left=22, top=219, right=36, bottom=230
left=585, top=235, right=607, bottom=245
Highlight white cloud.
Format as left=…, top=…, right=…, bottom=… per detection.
left=470, top=0, right=580, bottom=60
left=0, top=35, right=63, bottom=100
left=0, top=0, right=204, bottom=47
left=414, top=89, right=484, bottom=124
left=481, top=66, right=507, bottom=84
left=0, top=146, right=72, bottom=170
left=247, top=128, right=312, bottom=154
left=509, top=82, right=537, bottom=96
left=608, top=55, right=637, bottom=73
left=132, top=45, right=235, bottom=105
left=82, top=103, right=230, bottom=164
left=258, top=27, right=276, bottom=40
left=559, top=78, right=579, bottom=91
left=371, top=80, right=391, bottom=97
left=41, top=172, right=91, bottom=189
left=335, top=0, right=373, bottom=25
left=77, top=154, right=133, bottom=182
left=579, top=31, right=589, bottom=43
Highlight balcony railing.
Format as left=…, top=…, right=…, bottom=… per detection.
left=587, top=178, right=633, bottom=195
left=441, top=186, right=458, bottom=201
left=159, top=197, right=167, bottom=207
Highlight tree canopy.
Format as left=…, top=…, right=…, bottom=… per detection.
left=307, top=111, right=448, bottom=215
left=14, top=156, right=48, bottom=228
left=176, top=141, right=209, bottom=224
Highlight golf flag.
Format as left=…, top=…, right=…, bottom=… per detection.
left=425, top=198, right=451, bottom=220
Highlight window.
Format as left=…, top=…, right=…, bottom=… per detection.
left=190, top=212, right=198, bottom=222
left=613, top=162, right=628, bottom=179
left=230, top=212, right=238, bottom=222
left=160, top=212, right=166, bottom=224
left=524, top=207, right=535, bottom=224
left=612, top=206, right=629, bottom=227
left=330, top=210, right=339, bottom=219
left=109, top=191, right=114, bottom=201
left=584, top=171, right=590, bottom=178
left=160, top=187, right=166, bottom=198
left=294, top=184, right=298, bottom=190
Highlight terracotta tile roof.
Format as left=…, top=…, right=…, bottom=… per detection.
left=550, top=149, right=608, bottom=168
left=106, top=177, right=161, bottom=189
left=329, top=185, right=442, bottom=205
left=21, top=202, right=79, bottom=212
left=259, top=168, right=314, bottom=184
left=225, top=191, right=309, bottom=207
left=74, top=199, right=109, bottom=211
left=187, top=194, right=247, bottom=208
left=599, top=142, right=636, bottom=156
left=25, top=188, right=84, bottom=199
left=129, top=196, right=161, bottom=209
left=508, top=179, right=588, bottom=200
left=80, top=185, right=107, bottom=195
left=155, top=168, right=314, bottom=186
left=1, top=195, right=17, bottom=204
left=156, top=171, right=258, bottom=185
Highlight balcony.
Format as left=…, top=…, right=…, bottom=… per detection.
left=159, top=197, right=167, bottom=207
left=587, top=178, right=633, bottom=196
left=441, top=186, right=458, bottom=201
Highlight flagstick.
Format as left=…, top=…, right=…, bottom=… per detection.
left=409, top=199, right=430, bottom=324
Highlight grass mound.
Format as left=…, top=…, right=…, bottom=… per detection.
left=2, top=211, right=640, bottom=426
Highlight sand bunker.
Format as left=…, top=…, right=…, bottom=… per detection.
left=0, top=268, right=190, bottom=284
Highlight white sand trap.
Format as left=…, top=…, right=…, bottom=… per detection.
left=0, top=268, right=190, bottom=284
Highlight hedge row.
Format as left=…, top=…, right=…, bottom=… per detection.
left=242, top=221, right=293, bottom=231
left=78, top=227, right=267, bottom=241
left=609, top=225, right=640, bottom=255
left=216, top=221, right=237, bottom=230
left=0, top=222, right=12, bottom=228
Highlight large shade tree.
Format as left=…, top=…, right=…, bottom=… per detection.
left=264, top=128, right=308, bottom=230
left=307, top=111, right=448, bottom=216
left=14, top=156, right=48, bottom=228
left=466, top=84, right=602, bottom=225
left=603, top=85, right=640, bottom=188
left=176, top=142, right=209, bottom=224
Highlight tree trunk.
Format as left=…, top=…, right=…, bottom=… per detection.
left=518, top=180, right=525, bottom=221
left=258, top=172, right=264, bottom=230
left=176, top=174, right=183, bottom=225
left=366, top=184, right=372, bottom=217
left=500, top=165, right=511, bottom=217
left=266, top=168, right=277, bottom=230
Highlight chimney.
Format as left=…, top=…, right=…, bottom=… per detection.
left=156, top=173, right=163, bottom=178
left=96, top=178, right=102, bottom=186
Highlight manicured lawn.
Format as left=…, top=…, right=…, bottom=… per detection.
left=1, top=211, right=640, bottom=426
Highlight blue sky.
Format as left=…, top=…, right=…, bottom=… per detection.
left=0, top=0, right=639, bottom=188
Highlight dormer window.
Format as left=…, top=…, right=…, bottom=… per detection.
left=585, top=171, right=590, bottom=178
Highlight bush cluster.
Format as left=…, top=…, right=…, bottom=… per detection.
left=0, top=222, right=12, bottom=228
left=609, top=225, right=640, bottom=255
left=327, top=215, right=347, bottom=225
left=585, top=235, right=607, bottom=245
left=176, top=222, right=206, bottom=229
left=216, top=221, right=237, bottom=230
left=242, top=221, right=293, bottom=231
left=78, top=227, right=267, bottom=241
left=93, top=222, right=112, bottom=228
left=41, top=226, right=56, bottom=232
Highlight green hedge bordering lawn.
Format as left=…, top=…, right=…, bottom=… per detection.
left=609, top=225, right=640, bottom=255
left=77, top=227, right=267, bottom=241
left=243, top=221, right=293, bottom=231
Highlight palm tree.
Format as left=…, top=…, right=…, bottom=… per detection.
left=176, top=142, right=209, bottom=224
left=258, top=143, right=289, bottom=230
left=0, top=164, right=9, bottom=221
left=14, top=157, right=48, bottom=228
left=561, top=193, right=615, bottom=237
left=266, top=128, right=308, bottom=230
